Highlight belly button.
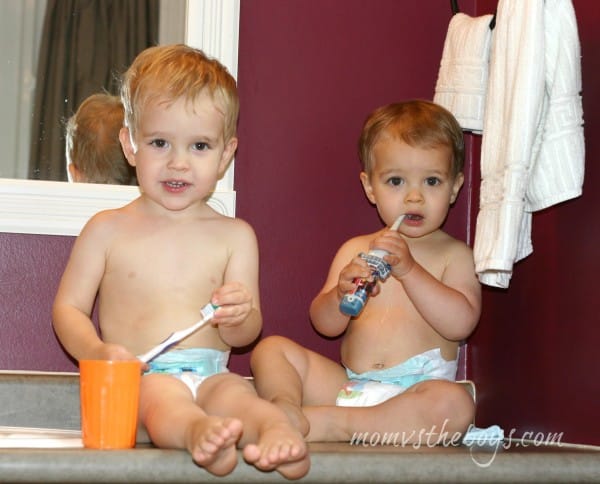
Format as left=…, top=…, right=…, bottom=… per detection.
left=372, top=362, right=384, bottom=369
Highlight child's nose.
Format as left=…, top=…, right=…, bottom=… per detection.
left=404, top=185, right=424, bottom=203
left=167, top=150, right=189, bottom=170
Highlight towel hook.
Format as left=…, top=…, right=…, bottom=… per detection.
left=451, top=0, right=459, bottom=15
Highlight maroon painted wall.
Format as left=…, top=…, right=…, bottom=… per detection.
left=466, top=0, right=600, bottom=445
left=0, top=233, right=77, bottom=371
left=2, top=0, right=597, bottom=447
left=234, top=0, right=475, bottom=373
left=1, top=1, right=474, bottom=375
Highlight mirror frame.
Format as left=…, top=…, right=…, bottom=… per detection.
left=0, top=0, right=239, bottom=236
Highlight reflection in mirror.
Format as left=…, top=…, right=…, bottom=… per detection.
left=0, top=0, right=185, bottom=182
left=0, top=0, right=240, bottom=237
left=0, top=0, right=45, bottom=180
left=29, top=0, right=160, bottom=182
left=65, top=93, right=138, bottom=185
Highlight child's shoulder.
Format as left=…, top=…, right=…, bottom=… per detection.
left=78, top=198, right=150, bottom=241
left=340, top=231, right=376, bottom=249
left=430, top=230, right=475, bottom=269
left=436, top=229, right=471, bottom=248
left=81, top=206, right=127, bottom=234
left=333, top=231, right=380, bottom=260
left=428, top=229, right=472, bottom=254
left=70, top=206, right=129, bottom=253
left=205, top=212, right=258, bottom=244
left=218, top=215, right=257, bottom=238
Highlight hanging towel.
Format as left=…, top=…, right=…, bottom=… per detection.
left=527, top=0, right=585, bottom=211
left=473, top=0, right=585, bottom=288
left=434, top=12, right=494, bottom=133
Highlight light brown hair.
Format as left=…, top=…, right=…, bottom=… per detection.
left=120, top=44, right=239, bottom=142
left=358, top=100, right=464, bottom=178
left=66, top=93, right=136, bottom=184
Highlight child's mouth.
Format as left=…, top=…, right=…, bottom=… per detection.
left=404, top=213, right=423, bottom=221
left=164, top=181, right=188, bottom=189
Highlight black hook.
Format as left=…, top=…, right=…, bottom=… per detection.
left=450, top=0, right=496, bottom=30
left=489, top=10, right=497, bottom=30
left=451, top=0, right=460, bottom=15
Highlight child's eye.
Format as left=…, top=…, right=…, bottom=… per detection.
left=387, top=176, right=403, bottom=187
left=150, top=139, right=167, bottom=148
left=425, top=177, right=441, bottom=186
left=193, top=142, right=209, bottom=151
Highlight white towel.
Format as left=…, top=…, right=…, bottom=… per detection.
left=527, top=0, right=585, bottom=211
left=434, top=13, right=494, bottom=133
left=473, top=0, right=585, bottom=288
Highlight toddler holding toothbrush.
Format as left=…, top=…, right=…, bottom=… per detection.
left=251, top=100, right=481, bottom=444
left=52, top=44, right=309, bottom=479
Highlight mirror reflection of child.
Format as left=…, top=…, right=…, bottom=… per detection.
left=53, top=44, right=309, bottom=478
left=65, top=93, right=137, bottom=185
left=251, top=100, right=481, bottom=445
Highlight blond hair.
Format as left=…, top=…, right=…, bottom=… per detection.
left=358, top=100, right=464, bottom=178
left=65, top=93, right=136, bottom=184
left=120, top=44, right=239, bottom=141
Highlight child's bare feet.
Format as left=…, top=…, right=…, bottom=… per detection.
left=186, top=416, right=243, bottom=476
left=272, top=396, right=310, bottom=436
left=242, top=421, right=310, bottom=480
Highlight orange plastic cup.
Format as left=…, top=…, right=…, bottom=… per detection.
left=79, top=360, right=141, bottom=449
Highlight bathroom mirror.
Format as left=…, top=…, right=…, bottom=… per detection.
left=0, top=0, right=239, bottom=236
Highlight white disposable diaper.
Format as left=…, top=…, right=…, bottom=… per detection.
left=145, top=348, right=230, bottom=399
left=336, top=348, right=457, bottom=407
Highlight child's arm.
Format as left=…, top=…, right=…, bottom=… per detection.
left=52, top=214, right=137, bottom=362
left=211, top=219, right=262, bottom=348
left=309, top=239, right=373, bottom=337
left=400, top=251, right=480, bottom=340
left=373, top=230, right=481, bottom=341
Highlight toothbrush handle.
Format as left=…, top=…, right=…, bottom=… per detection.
left=138, top=336, right=176, bottom=363
left=339, top=215, right=404, bottom=317
left=137, top=303, right=218, bottom=363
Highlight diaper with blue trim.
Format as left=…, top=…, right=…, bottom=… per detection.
left=146, top=348, right=230, bottom=376
left=145, top=348, right=230, bottom=399
left=336, top=348, right=457, bottom=407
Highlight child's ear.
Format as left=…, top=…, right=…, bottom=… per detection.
left=360, top=171, right=377, bottom=204
left=119, top=127, right=137, bottom=167
left=450, top=172, right=464, bottom=204
left=218, top=137, right=238, bottom=176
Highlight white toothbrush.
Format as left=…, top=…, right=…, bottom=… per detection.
left=138, top=303, right=218, bottom=363
left=390, top=214, right=406, bottom=231
left=368, top=214, right=406, bottom=257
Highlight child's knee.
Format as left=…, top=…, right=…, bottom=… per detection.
left=437, top=381, right=475, bottom=432
left=251, top=335, right=295, bottom=364
left=416, top=380, right=475, bottom=432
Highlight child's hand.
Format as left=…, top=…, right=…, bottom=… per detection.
left=210, top=282, right=253, bottom=327
left=85, top=343, right=147, bottom=372
left=337, top=254, right=376, bottom=300
left=89, top=342, right=140, bottom=362
left=369, top=230, right=415, bottom=280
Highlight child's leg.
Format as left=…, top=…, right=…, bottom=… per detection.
left=250, top=335, right=347, bottom=435
left=303, top=379, right=475, bottom=445
left=139, top=373, right=242, bottom=476
left=196, top=372, right=310, bottom=480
